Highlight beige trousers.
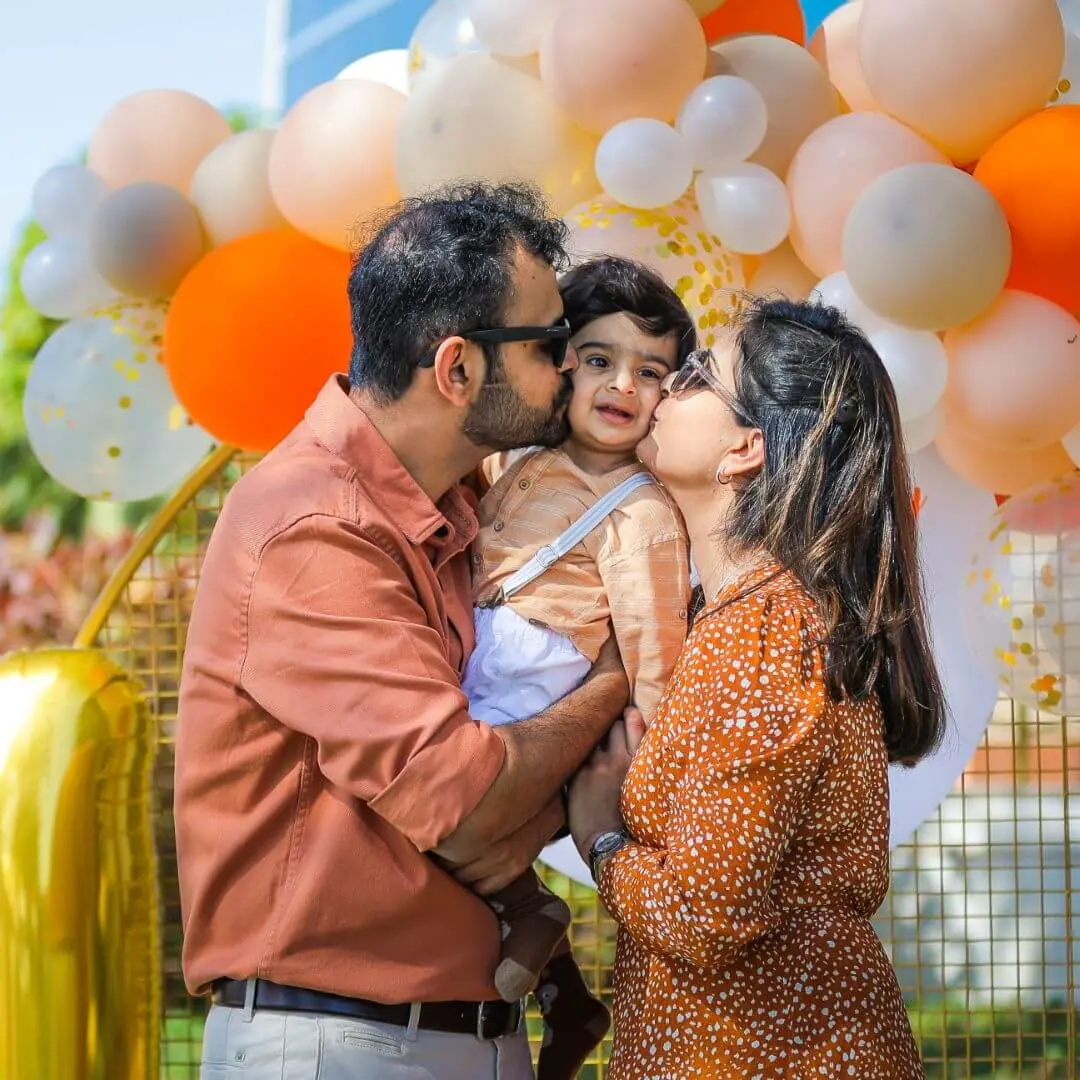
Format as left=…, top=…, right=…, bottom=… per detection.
left=200, top=1003, right=534, bottom=1079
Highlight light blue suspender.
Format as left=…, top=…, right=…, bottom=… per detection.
left=496, top=471, right=655, bottom=603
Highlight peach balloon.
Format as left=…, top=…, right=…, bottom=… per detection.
left=809, top=2, right=879, bottom=113
left=842, top=164, right=1011, bottom=331
left=710, top=35, right=840, bottom=177
left=269, top=79, right=404, bottom=250
left=858, top=0, right=1065, bottom=163
left=787, top=112, right=947, bottom=278
left=539, top=0, right=707, bottom=134
left=944, top=291, right=1080, bottom=450
left=746, top=240, right=817, bottom=300
left=88, top=89, right=231, bottom=194
left=937, top=421, right=1073, bottom=495
left=396, top=52, right=599, bottom=216
left=190, top=130, right=288, bottom=248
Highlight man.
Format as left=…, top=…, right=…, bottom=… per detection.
left=175, top=182, right=627, bottom=1079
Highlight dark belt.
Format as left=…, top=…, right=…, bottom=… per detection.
left=211, top=979, right=522, bottom=1041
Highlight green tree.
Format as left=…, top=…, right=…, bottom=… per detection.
left=0, top=106, right=259, bottom=539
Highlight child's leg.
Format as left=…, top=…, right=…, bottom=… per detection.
left=487, top=870, right=572, bottom=1001
left=536, top=937, right=611, bottom=1080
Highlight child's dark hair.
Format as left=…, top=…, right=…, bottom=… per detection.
left=559, top=257, right=697, bottom=366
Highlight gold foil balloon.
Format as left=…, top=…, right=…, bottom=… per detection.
left=0, top=648, right=159, bottom=1079
left=963, top=474, right=1080, bottom=715
left=564, top=193, right=745, bottom=349
left=396, top=51, right=600, bottom=216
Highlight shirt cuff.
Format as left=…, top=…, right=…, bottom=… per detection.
left=368, top=716, right=506, bottom=852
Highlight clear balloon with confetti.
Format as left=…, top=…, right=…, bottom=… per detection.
left=563, top=193, right=746, bottom=349
left=23, top=300, right=215, bottom=501
left=963, top=473, right=1080, bottom=715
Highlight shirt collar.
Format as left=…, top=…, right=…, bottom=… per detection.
left=304, top=375, right=477, bottom=549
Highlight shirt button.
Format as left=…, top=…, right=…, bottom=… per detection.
left=519, top=479, right=530, bottom=490
left=473, top=553, right=483, bottom=567
left=493, top=521, right=504, bottom=532
left=434, top=525, right=449, bottom=539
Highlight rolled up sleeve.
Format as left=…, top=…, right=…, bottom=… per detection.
left=239, top=514, right=505, bottom=852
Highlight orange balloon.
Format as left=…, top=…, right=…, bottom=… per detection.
left=974, top=106, right=1080, bottom=313
left=937, top=420, right=1073, bottom=495
left=164, top=230, right=351, bottom=452
left=701, top=0, right=805, bottom=46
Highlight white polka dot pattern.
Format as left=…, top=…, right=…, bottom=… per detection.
left=598, top=565, right=924, bottom=1079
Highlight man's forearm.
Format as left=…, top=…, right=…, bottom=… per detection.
left=436, top=662, right=626, bottom=861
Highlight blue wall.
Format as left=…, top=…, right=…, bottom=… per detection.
left=282, top=0, right=847, bottom=107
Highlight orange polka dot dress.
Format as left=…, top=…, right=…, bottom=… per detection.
left=598, top=565, right=924, bottom=1079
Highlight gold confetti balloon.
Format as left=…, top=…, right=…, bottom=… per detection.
left=963, top=473, right=1080, bottom=715
left=563, top=194, right=746, bottom=350
left=0, top=649, right=160, bottom=1079
left=22, top=300, right=214, bottom=501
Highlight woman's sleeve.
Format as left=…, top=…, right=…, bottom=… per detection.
left=598, top=591, right=832, bottom=968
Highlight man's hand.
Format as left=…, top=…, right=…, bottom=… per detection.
left=448, top=798, right=564, bottom=896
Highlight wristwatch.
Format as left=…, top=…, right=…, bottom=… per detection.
left=588, top=828, right=631, bottom=883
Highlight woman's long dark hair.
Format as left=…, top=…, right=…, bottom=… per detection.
left=721, top=296, right=945, bottom=765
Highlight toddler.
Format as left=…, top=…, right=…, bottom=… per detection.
left=466, top=256, right=695, bottom=1079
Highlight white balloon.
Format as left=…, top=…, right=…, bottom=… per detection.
left=408, top=0, right=484, bottom=90
left=470, top=0, right=562, bottom=56
left=695, top=164, right=791, bottom=255
left=19, top=236, right=117, bottom=320
left=869, top=327, right=948, bottom=423
left=888, top=447, right=1001, bottom=849
left=23, top=302, right=215, bottom=501
left=810, top=271, right=895, bottom=336
left=32, top=164, right=108, bottom=238
left=677, top=75, right=769, bottom=173
left=903, top=401, right=944, bottom=454
left=1051, top=32, right=1080, bottom=105
left=596, top=119, right=694, bottom=210
left=336, top=48, right=411, bottom=95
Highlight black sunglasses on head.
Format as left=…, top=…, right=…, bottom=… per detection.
left=417, top=319, right=572, bottom=369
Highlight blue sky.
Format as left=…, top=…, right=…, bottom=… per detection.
left=0, top=0, right=270, bottom=288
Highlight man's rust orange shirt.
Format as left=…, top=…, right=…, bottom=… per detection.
left=175, top=375, right=506, bottom=1004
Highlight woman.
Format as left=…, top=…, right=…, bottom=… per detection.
left=569, top=297, right=944, bottom=1079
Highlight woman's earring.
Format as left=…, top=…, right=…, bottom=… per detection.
left=716, top=464, right=731, bottom=485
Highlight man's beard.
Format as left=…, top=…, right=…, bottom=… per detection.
left=461, top=358, right=572, bottom=451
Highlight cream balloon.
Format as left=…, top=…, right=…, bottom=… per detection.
left=696, top=165, right=791, bottom=255
left=190, top=130, right=288, bottom=248
left=944, top=290, right=1080, bottom=450
left=787, top=112, right=947, bottom=278
left=937, top=420, right=1073, bottom=495
left=858, top=0, right=1066, bottom=163
left=270, top=79, right=404, bottom=250
left=869, top=327, right=948, bottom=423
left=470, top=0, right=563, bottom=56
left=843, top=164, right=1011, bottom=331
left=677, top=76, right=768, bottom=173
left=336, top=48, right=410, bottom=94
left=88, top=89, right=231, bottom=194
left=540, top=0, right=707, bottom=134
left=746, top=240, right=817, bottom=300
left=32, top=165, right=108, bottom=238
left=810, top=271, right=894, bottom=336
left=710, top=35, right=841, bottom=177
left=809, top=2, right=879, bottom=113
left=89, top=182, right=206, bottom=299
left=903, top=402, right=944, bottom=454
left=397, top=52, right=599, bottom=216
left=596, top=120, right=693, bottom=210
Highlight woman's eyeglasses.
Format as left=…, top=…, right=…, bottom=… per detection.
left=667, top=349, right=728, bottom=399
left=418, top=319, right=573, bottom=370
